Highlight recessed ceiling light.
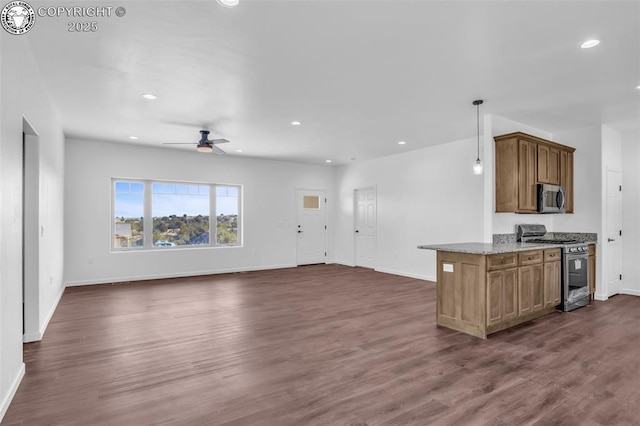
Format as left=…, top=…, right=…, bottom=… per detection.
left=142, top=93, right=157, bottom=100
left=217, top=0, right=239, bottom=7
left=129, top=136, right=138, bottom=140
left=398, top=141, right=407, bottom=145
left=325, top=160, right=332, bottom=163
left=236, top=149, right=243, bottom=153
left=291, top=121, right=301, bottom=126
left=636, top=85, right=640, bottom=90
left=580, top=39, right=600, bottom=49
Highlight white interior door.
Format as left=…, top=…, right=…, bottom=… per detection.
left=606, top=168, right=622, bottom=297
left=296, top=189, right=326, bottom=265
left=355, top=187, right=376, bottom=268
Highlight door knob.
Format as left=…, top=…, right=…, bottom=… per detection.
left=608, top=238, right=615, bottom=242
left=355, top=230, right=359, bottom=233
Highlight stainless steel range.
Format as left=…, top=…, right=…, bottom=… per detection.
left=516, top=224, right=589, bottom=312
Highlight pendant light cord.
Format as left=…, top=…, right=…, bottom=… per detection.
left=476, top=103, right=480, bottom=160
left=472, top=99, right=483, bottom=161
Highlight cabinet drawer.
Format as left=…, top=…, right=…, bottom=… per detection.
left=544, top=249, right=562, bottom=262
left=488, top=253, right=518, bottom=270
left=519, top=250, right=543, bottom=265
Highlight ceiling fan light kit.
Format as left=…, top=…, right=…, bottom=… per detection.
left=197, top=144, right=213, bottom=153
left=217, top=0, right=239, bottom=7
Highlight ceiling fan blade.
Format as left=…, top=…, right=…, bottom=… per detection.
left=212, top=145, right=226, bottom=155
left=210, top=138, right=230, bottom=145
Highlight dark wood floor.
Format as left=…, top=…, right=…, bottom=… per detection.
left=3, top=264, right=640, bottom=425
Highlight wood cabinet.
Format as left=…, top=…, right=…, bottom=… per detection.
left=436, top=248, right=561, bottom=339
left=437, top=252, right=485, bottom=338
left=487, top=255, right=518, bottom=327
left=518, top=251, right=544, bottom=315
left=518, top=139, right=538, bottom=212
left=495, top=132, right=575, bottom=213
left=560, top=150, right=574, bottom=213
left=538, top=144, right=560, bottom=185
left=543, top=249, right=561, bottom=308
left=588, top=244, right=596, bottom=299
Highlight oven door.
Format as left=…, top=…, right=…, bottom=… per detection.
left=563, top=253, right=589, bottom=310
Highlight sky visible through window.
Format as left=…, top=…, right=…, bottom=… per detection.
left=152, top=183, right=209, bottom=217
left=114, top=181, right=143, bottom=218
left=114, top=182, right=239, bottom=218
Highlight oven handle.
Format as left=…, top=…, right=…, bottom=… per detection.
left=565, top=253, right=588, bottom=261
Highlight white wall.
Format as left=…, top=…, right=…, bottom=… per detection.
left=64, top=139, right=333, bottom=285
left=332, top=137, right=484, bottom=281
left=622, top=130, right=640, bottom=296
left=0, top=34, right=66, bottom=421
left=551, top=126, right=602, bottom=233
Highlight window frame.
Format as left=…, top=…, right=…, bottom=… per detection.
left=111, top=178, right=242, bottom=251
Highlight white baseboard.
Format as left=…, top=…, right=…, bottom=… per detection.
left=330, top=261, right=356, bottom=267
left=23, top=285, right=66, bottom=343
left=374, top=267, right=434, bottom=282
left=22, top=331, right=42, bottom=343
left=0, top=362, right=25, bottom=423
left=64, top=263, right=297, bottom=287
left=594, top=292, right=609, bottom=301
left=621, top=288, right=640, bottom=297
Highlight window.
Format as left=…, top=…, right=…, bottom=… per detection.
left=216, top=186, right=239, bottom=245
left=303, top=195, right=320, bottom=209
left=113, top=181, right=144, bottom=248
left=152, top=183, right=209, bottom=247
left=112, top=179, right=241, bottom=250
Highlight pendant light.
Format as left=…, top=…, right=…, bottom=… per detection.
left=472, top=99, right=484, bottom=175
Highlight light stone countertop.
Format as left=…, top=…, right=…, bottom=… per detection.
left=417, top=242, right=579, bottom=255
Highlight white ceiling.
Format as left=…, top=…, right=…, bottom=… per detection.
left=25, top=0, right=640, bottom=165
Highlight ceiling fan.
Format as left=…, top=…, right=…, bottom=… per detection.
left=163, top=130, right=229, bottom=154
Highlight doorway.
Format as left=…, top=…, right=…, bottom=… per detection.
left=296, top=189, right=327, bottom=265
left=606, top=168, right=622, bottom=297
left=354, top=187, right=376, bottom=269
left=23, top=118, right=40, bottom=342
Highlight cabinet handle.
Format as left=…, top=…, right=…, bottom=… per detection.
left=528, top=256, right=534, bottom=260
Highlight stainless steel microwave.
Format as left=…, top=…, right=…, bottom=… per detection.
left=537, top=183, right=566, bottom=213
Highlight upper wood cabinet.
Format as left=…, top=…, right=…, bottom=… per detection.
left=538, top=144, right=560, bottom=185
left=495, top=132, right=575, bottom=213
left=518, top=139, right=538, bottom=212
left=560, top=150, right=574, bottom=213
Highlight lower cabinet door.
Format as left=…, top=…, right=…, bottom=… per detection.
left=544, top=261, right=561, bottom=308
left=487, top=268, right=518, bottom=326
left=532, top=264, right=544, bottom=312
left=518, top=266, right=533, bottom=316
left=519, top=264, right=544, bottom=315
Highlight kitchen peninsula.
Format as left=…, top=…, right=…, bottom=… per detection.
left=419, top=236, right=596, bottom=339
